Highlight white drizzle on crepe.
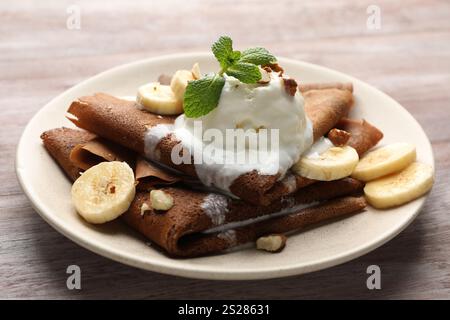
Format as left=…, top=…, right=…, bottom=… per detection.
left=201, top=193, right=229, bottom=226
left=282, top=172, right=298, bottom=193
left=144, top=123, right=174, bottom=160
left=202, top=200, right=320, bottom=235
left=217, top=230, right=237, bottom=246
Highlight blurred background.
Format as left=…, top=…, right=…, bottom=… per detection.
left=1, top=0, right=449, bottom=299
left=2, top=0, right=449, bottom=142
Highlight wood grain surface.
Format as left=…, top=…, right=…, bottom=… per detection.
left=1, top=0, right=449, bottom=299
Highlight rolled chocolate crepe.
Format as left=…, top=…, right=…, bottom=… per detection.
left=67, top=87, right=354, bottom=205
left=42, top=126, right=366, bottom=257
left=337, top=118, right=384, bottom=156
left=67, top=93, right=176, bottom=154
left=229, top=115, right=382, bottom=205
left=299, top=82, right=353, bottom=93
left=41, top=127, right=95, bottom=181
left=70, top=136, right=135, bottom=170
left=124, top=188, right=366, bottom=257
left=135, top=156, right=182, bottom=191
left=41, top=128, right=183, bottom=189
left=303, top=88, right=353, bottom=141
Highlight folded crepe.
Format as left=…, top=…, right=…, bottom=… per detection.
left=299, top=82, right=353, bottom=93
left=337, top=118, right=384, bottom=156
left=124, top=187, right=366, bottom=257
left=41, top=128, right=95, bottom=181
left=135, top=156, right=182, bottom=190
left=245, top=116, right=383, bottom=203
left=41, top=128, right=181, bottom=189
left=70, top=136, right=135, bottom=170
left=66, top=86, right=355, bottom=205
left=41, top=127, right=366, bottom=257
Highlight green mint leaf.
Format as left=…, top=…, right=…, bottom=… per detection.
left=226, top=62, right=261, bottom=84
left=183, top=37, right=278, bottom=118
left=228, top=50, right=241, bottom=65
left=239, top=47, right=277, bottom=65
left=183, top=73, right=225, bottom=118
left=211, top=36, right=234, bottom=69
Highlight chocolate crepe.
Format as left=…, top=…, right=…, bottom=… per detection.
left=125, top=190, right=366, bottom=257
left=299, top=82, right=353, bottom=93
left=70, top=136, right=135, bottom=170
left=41, top=127, right=366, bottom=257
left=135, top=156, right=182, bottom=190
left=67, top=87, right=354, bottom=205
left=303, top=88, right=353, bottom=141
left=67, top=93, right=175, bottom=154
left=41, top=128, right=182, bottom=189
left=229, top=115, right=382, bottom=205
left=41, top=127, right=95, bottom=181
left=337, top=118, right=384, bottom=156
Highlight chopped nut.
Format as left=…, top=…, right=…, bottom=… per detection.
left=256, top=234, right=287, bottom=253
left=150, top=189, right=174, bottom=211
left=140, top=202, right=151, bottom=216
left=283, top=78, right=298, bottom=96
left=257, top=68, right=271, bottom=84
left=262, top=66, right=273, bottom=73
left=264, top=63, right=284, bottom=76
left=328, top=128, right=351, bottom=147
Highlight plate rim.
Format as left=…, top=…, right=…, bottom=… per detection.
left=16, top=52, right=434, bottom=280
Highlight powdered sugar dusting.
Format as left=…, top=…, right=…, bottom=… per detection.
left=217, top=230, right=237, bottom=246
left=201, top=193, right=229, bottom=226
left=203, top=201, right=320, bottom=234
left=282, top=172, right=297, bottom=193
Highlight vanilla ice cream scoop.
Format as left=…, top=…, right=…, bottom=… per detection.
left=169, top=72, right=313, bottom=191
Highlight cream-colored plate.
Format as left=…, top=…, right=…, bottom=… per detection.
left=16, top=53, right=434, bottom=280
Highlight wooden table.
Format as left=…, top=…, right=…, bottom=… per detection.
left=1, top=0, right=449, bottom=299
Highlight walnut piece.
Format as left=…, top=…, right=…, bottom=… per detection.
left=140, top=202, right=150, bottom=216
left=257, top=68, right=271, bottom=84
left=263, top=63, right=284, bottom=76
left=150, top=190, right=174, bottom=211
left=283, top=78, right=298, bottom=96
left=328, top=128, right=351, bottom=146
left=256, top=234, right=287, bottom=253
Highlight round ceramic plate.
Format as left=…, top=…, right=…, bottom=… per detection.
left=16, top=53, right=433, bottom=280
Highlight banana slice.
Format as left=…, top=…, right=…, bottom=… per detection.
left=364, top=162, right=434, bottom=209
left=292, top=146, right=359, bottom=181
left=170, top=69, right=195, bottom=102
left=352, top=143, right=416, bottom=182
left=137, top=82, right=183, bottom=115
left=191, top=63, right=202, bottom=79
left=71, top=161, right=136, bottom=224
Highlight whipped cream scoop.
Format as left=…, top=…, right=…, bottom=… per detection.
left=166, top=72, right=313, bottom=191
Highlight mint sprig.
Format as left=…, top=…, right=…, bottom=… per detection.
left=211, top=36, right=236, bottom=69
left=226, top=62, right=262, bottom=84
left=183, top=36, right=277, bottom=118
left=240, top=47, right=277, bottom=65
left=183, top=73, right=225, bottom=118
